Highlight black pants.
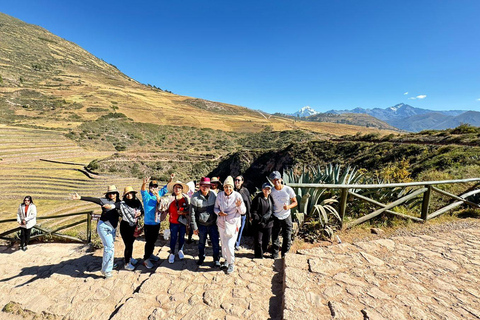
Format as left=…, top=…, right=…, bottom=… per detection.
left=272, top=215, right=293, bottom=257
left=120, top=220, right=136, bottom=263
left=143, top=224, right=160, bottom=260
left=253, top=223, right=272, bottom=258
left=20, top=228, right=32, bottom=248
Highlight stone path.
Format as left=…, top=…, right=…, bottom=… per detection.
left=0, top=236, right=283, bottom=320
left=2, top=226, right=480, bottom=319
left=283, top=228, right=480, bottom=320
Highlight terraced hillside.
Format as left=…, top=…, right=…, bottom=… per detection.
left=0, top=125, right=143, bottom=233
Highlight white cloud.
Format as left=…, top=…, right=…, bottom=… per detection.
left=409, top=95, right=427, bottom=100
left=404, top=92, right=409, bottom=95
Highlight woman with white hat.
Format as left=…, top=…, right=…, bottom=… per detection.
left=214, top=176, right=246, bottom=274
left=71, top=186, right=121, bottom=279
left=119, top=186, right=144, bottom=271
left=165, top=180, right=190, bottom=264
left=16, top=196, right=37, bottom=251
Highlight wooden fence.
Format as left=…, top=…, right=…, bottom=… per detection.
left=289, top=178, right=480, bottom=229
left=0, top=211, right=93, bottom=244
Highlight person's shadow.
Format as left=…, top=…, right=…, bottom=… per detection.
left=0, top=253, right=104, bottom=287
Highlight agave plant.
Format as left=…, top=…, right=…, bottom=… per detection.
left=279, top=164, right=361, bottom=239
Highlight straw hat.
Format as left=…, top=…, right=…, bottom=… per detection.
left=210, top=177, right=222, bottom=186
left=167, top=180, right=190, bottom=194
left=104, top=185, right=119, bottom=195
left=123, top=186, right=138, bottom=196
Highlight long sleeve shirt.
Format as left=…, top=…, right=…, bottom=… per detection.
left=80, top=196, right=120, bottom=228
left=141, top=184, right=168, bottom=225
left=214, top=191, right=246, bottom=229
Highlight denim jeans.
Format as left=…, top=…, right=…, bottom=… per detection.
left=170, top=223, right=186, bottom=254
left=235, top=215, right=246, bottom=248
left=97, top=220, right=116, bottom=273
left=198, top=224, right=220, bottom=262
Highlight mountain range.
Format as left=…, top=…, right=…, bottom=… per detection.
left=290, top=103, right=479, bottom=132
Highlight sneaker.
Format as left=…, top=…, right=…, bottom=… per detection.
left=235, top=245, right=240, bottom=251
left=220, top=261, right=228, bottom=269
left=213, top=260, right=221, bottom=268
left=143, top=259, right=154, bottom=269
left=168, top=253, right=175, bottom=264
left=178, top=250, right=185, bottom=260
left=272, top=253, right=279, bottom=259
left=149, top=254, right=160, bottom=262
left=101, top=271, right=113, bottom=279
left=130, top=258, right=138, bottom=265
left=21, top=246, right=27, bottom=251
left=226, top=264, right=234, bottom=274
left=197, top=257, right=205, bottom=266
left=125, top=262, right=135, bottom=271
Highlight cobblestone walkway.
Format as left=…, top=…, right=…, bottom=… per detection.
left=283, top=228, right=480, bottom=319
left=0, top=238, right=283, bottom=320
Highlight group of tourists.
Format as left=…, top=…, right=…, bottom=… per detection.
left=18, top=171, right=297, bottom=279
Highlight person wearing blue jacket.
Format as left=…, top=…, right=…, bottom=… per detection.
left=140, top=175, right=173, bottom=269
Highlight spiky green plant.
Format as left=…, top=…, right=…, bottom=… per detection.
left=279, top=164, right=360, bottom=238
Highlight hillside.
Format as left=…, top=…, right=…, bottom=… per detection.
left=0, top=12, right=394, bottom=136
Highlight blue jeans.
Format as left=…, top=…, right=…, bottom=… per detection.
left=235, top=215, right=246, bottom=248
left=198, top=224, right=220, bottom=262
left=170, top=223, right=186, bottom=254
left=97, top=221, right=116, bottom=273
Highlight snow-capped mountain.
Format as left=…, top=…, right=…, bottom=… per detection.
left=290, top=106, right=319, bottom=117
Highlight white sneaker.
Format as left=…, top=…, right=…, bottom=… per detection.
left=168, top=253, right=175, bottom=264
left=125, top=262, right=135, bottom=271
left=178, top=250, right=185, bottom=260
left=143, top=259, right=154, bottom=269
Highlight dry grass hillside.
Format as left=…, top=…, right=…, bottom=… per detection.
left=0, top=124, right=142, bottom=234
left=0, top=12, right=395, bottom=136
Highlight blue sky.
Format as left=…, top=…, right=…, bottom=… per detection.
left=2, top=1, right=480, bottom=113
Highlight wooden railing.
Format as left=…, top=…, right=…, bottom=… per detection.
left=0, top=211, right=93, bottom=243
left=289, top=178, right=480, bottom=229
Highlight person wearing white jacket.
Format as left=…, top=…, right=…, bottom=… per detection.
left=16, top=196, right=37, bottom=251
left=214, top=176, right=246, bottom=274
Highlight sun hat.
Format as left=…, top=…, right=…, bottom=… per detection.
left=210, top=177, right=222, bottom=186
left=123, top=186, right=138, bottom=196
left=199, top=177, right=211, bottom=186
left=262, top=182, right=272, bottom=189
left=104, top=185, right=119, bottom=194
left=223, top=176, right=234, bottom=187
left=269, top=171, right=282, bottom=180
left=167, top=180, right=190, bottom=194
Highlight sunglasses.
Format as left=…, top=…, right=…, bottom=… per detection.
left=234, top=179, right=242, bottom=182
left=150, top=185, right=159, bottom=188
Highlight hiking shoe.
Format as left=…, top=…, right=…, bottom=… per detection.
left=168, top=254, right=175, bottom=264
left=197, top=257, right=205, bottom=266
left=178, top=250, right=185, bottom=260
left=143, top=259, right=154, bottom=269
left=125, top=262, right=135, bottom=271
left=149, top=254, right=160, bottom=262
left=130, top=258, right=138, bottom=265
left=213, top=260, right=221, bottom=268
left=226, top=264, right=234, bottom=274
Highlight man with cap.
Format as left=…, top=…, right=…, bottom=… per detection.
left=251, top=182, right=275, bottom=258
left=190, top=177, right=219, bottom=266
left=141, top=175, right=173, bottom=269
left=269, top=171, right=297, bottom=258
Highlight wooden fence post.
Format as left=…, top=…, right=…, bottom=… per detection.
left=87, top=212, right=92, bottom=243
left=421, top=185, right=432, bottom=221
left=339, top=188, right=349, bottom=229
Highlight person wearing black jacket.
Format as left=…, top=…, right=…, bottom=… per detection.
left=72, top=185, right=121, bottom=279
left=234, top=175, right=252, bottom=250
left=251, top=183, right=275, bottom=258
